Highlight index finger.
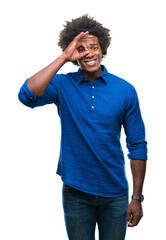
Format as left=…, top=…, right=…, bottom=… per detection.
left=77, top=41, right=89, bottom=51
left=74, top=31, right=91, bottom=40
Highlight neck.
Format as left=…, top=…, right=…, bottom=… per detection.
left=81, top=67, right=103, bottom=84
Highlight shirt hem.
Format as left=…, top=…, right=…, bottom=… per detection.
left=57, top=172, right=128, bottom=198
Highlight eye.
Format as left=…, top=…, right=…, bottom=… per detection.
left=92, top=46, right=98, bottom=50
left=78, top=47, right=85, bottom=53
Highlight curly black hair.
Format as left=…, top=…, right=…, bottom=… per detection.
left=58, top=14, right=111, bottom=65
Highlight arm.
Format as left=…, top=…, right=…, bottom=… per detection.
left=127, top=159, right=146, bottom=227
left=123, top=85, right=148, bottom=227
left=27, top=32, right=90, bottom=96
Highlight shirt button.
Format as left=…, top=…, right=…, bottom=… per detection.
left=92, top=96, right=94, bottom=98
left=85, top=78, right=87, bottom=81
left=92, top=86, right=95, bottom=88
left=92, top=106, right=94, bottom=109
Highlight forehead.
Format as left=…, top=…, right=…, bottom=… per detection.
left=81, top=34, right=100, bottom=45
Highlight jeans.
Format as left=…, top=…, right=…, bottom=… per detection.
left=62, top=184, right=128, bottom=240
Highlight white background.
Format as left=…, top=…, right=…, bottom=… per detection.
left=0, top=0, right=166, bottom=239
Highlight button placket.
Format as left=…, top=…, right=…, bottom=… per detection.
left=91, top=85, right=95, bottom=112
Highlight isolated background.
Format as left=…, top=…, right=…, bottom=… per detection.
left=0, top=0, right=166, bottom=239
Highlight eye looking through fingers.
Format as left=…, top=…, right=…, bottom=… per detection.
left=77, top=46, right=85, bottom=53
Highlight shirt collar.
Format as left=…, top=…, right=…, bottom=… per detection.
left=76, top=65, right=109, bottom=84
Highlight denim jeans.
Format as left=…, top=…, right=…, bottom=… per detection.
left=62, top=184, right=128, bottom=240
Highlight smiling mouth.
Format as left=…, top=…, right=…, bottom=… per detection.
left=85, top=60, right=96, bottom=66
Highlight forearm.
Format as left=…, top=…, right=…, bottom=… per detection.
left=27, top=54, right=67, bottom=96
left=130, top=159, right=146, bottom=195
left=26, top=32, right=90, bottom=97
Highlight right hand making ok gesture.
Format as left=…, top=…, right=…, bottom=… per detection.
left=62, top=31, right=91, bottom=62
left=27, top=32, right=91, bottom=96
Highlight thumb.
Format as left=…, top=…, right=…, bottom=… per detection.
left=127, top=208, right=133, bottom=226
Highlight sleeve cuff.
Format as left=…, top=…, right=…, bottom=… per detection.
left=23, top=79, right=40, bottom=101
left=128, top=153, right=148, bottom=161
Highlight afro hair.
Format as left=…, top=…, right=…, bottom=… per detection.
left=58, top=14, right=111, bottom=65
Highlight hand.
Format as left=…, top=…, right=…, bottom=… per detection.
left=61, top=32, right=91, bottom=62
left=127, top=200, right=143, bottom=227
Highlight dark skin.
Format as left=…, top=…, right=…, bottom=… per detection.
left=27, top=32, right=147, bottom=227
left=27, top=32, right=91, bottom=96
left=76, top=34, right=103, bottom=83
left=127, top=160, right=146, bottom=227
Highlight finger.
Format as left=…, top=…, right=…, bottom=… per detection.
left=76, top=41, right=90, bottom=58
left=76, top=41, right=89, bottom=54
left=74, top=32, right=87, bottom=40
left=81, top=31, right=89, bottom=35
left=75, top=31, right=92, bottom=41
left=129, top=213, right=141, bottom=227
left=81, top=42, right=89, bottom=51
left=74, top=32, right=92, bottom=50
left=127, top=211, right=133, bottom=227
left=82, top=32, right=93, bottom=37
left=81, top=33, right=94, bottom=40
left=81, top=31, right=91, bottom=38
left=133, top=213, right=142, bottom=226
left=78, top=49, right=89, bottom=59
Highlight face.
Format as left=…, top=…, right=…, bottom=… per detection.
left=77, top=35, right=102, bottom=75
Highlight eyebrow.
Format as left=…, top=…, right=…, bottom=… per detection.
left=77, top=43, right=98, bottom=50
left=90, top=43, right=98, bottom=46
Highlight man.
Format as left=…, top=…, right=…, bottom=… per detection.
left=18, top=15, right=147, bottom=240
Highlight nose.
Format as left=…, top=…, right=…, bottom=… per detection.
left=85, top=49, right=94, bottom=58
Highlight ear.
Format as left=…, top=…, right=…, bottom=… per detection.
left=101, top=53, right=104, bottom=59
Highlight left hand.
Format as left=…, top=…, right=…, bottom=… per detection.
left=127, top=200, right=143, bottom=227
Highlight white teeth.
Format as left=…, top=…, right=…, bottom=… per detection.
left=86, top=60, right=96, bottom=66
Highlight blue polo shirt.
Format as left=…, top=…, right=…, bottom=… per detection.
left=18, top=65, right=147, bottom=198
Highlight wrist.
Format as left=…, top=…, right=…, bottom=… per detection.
left=131, top=195, right=144, bottom=203
left=59, top=53, right=69, bottom=64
